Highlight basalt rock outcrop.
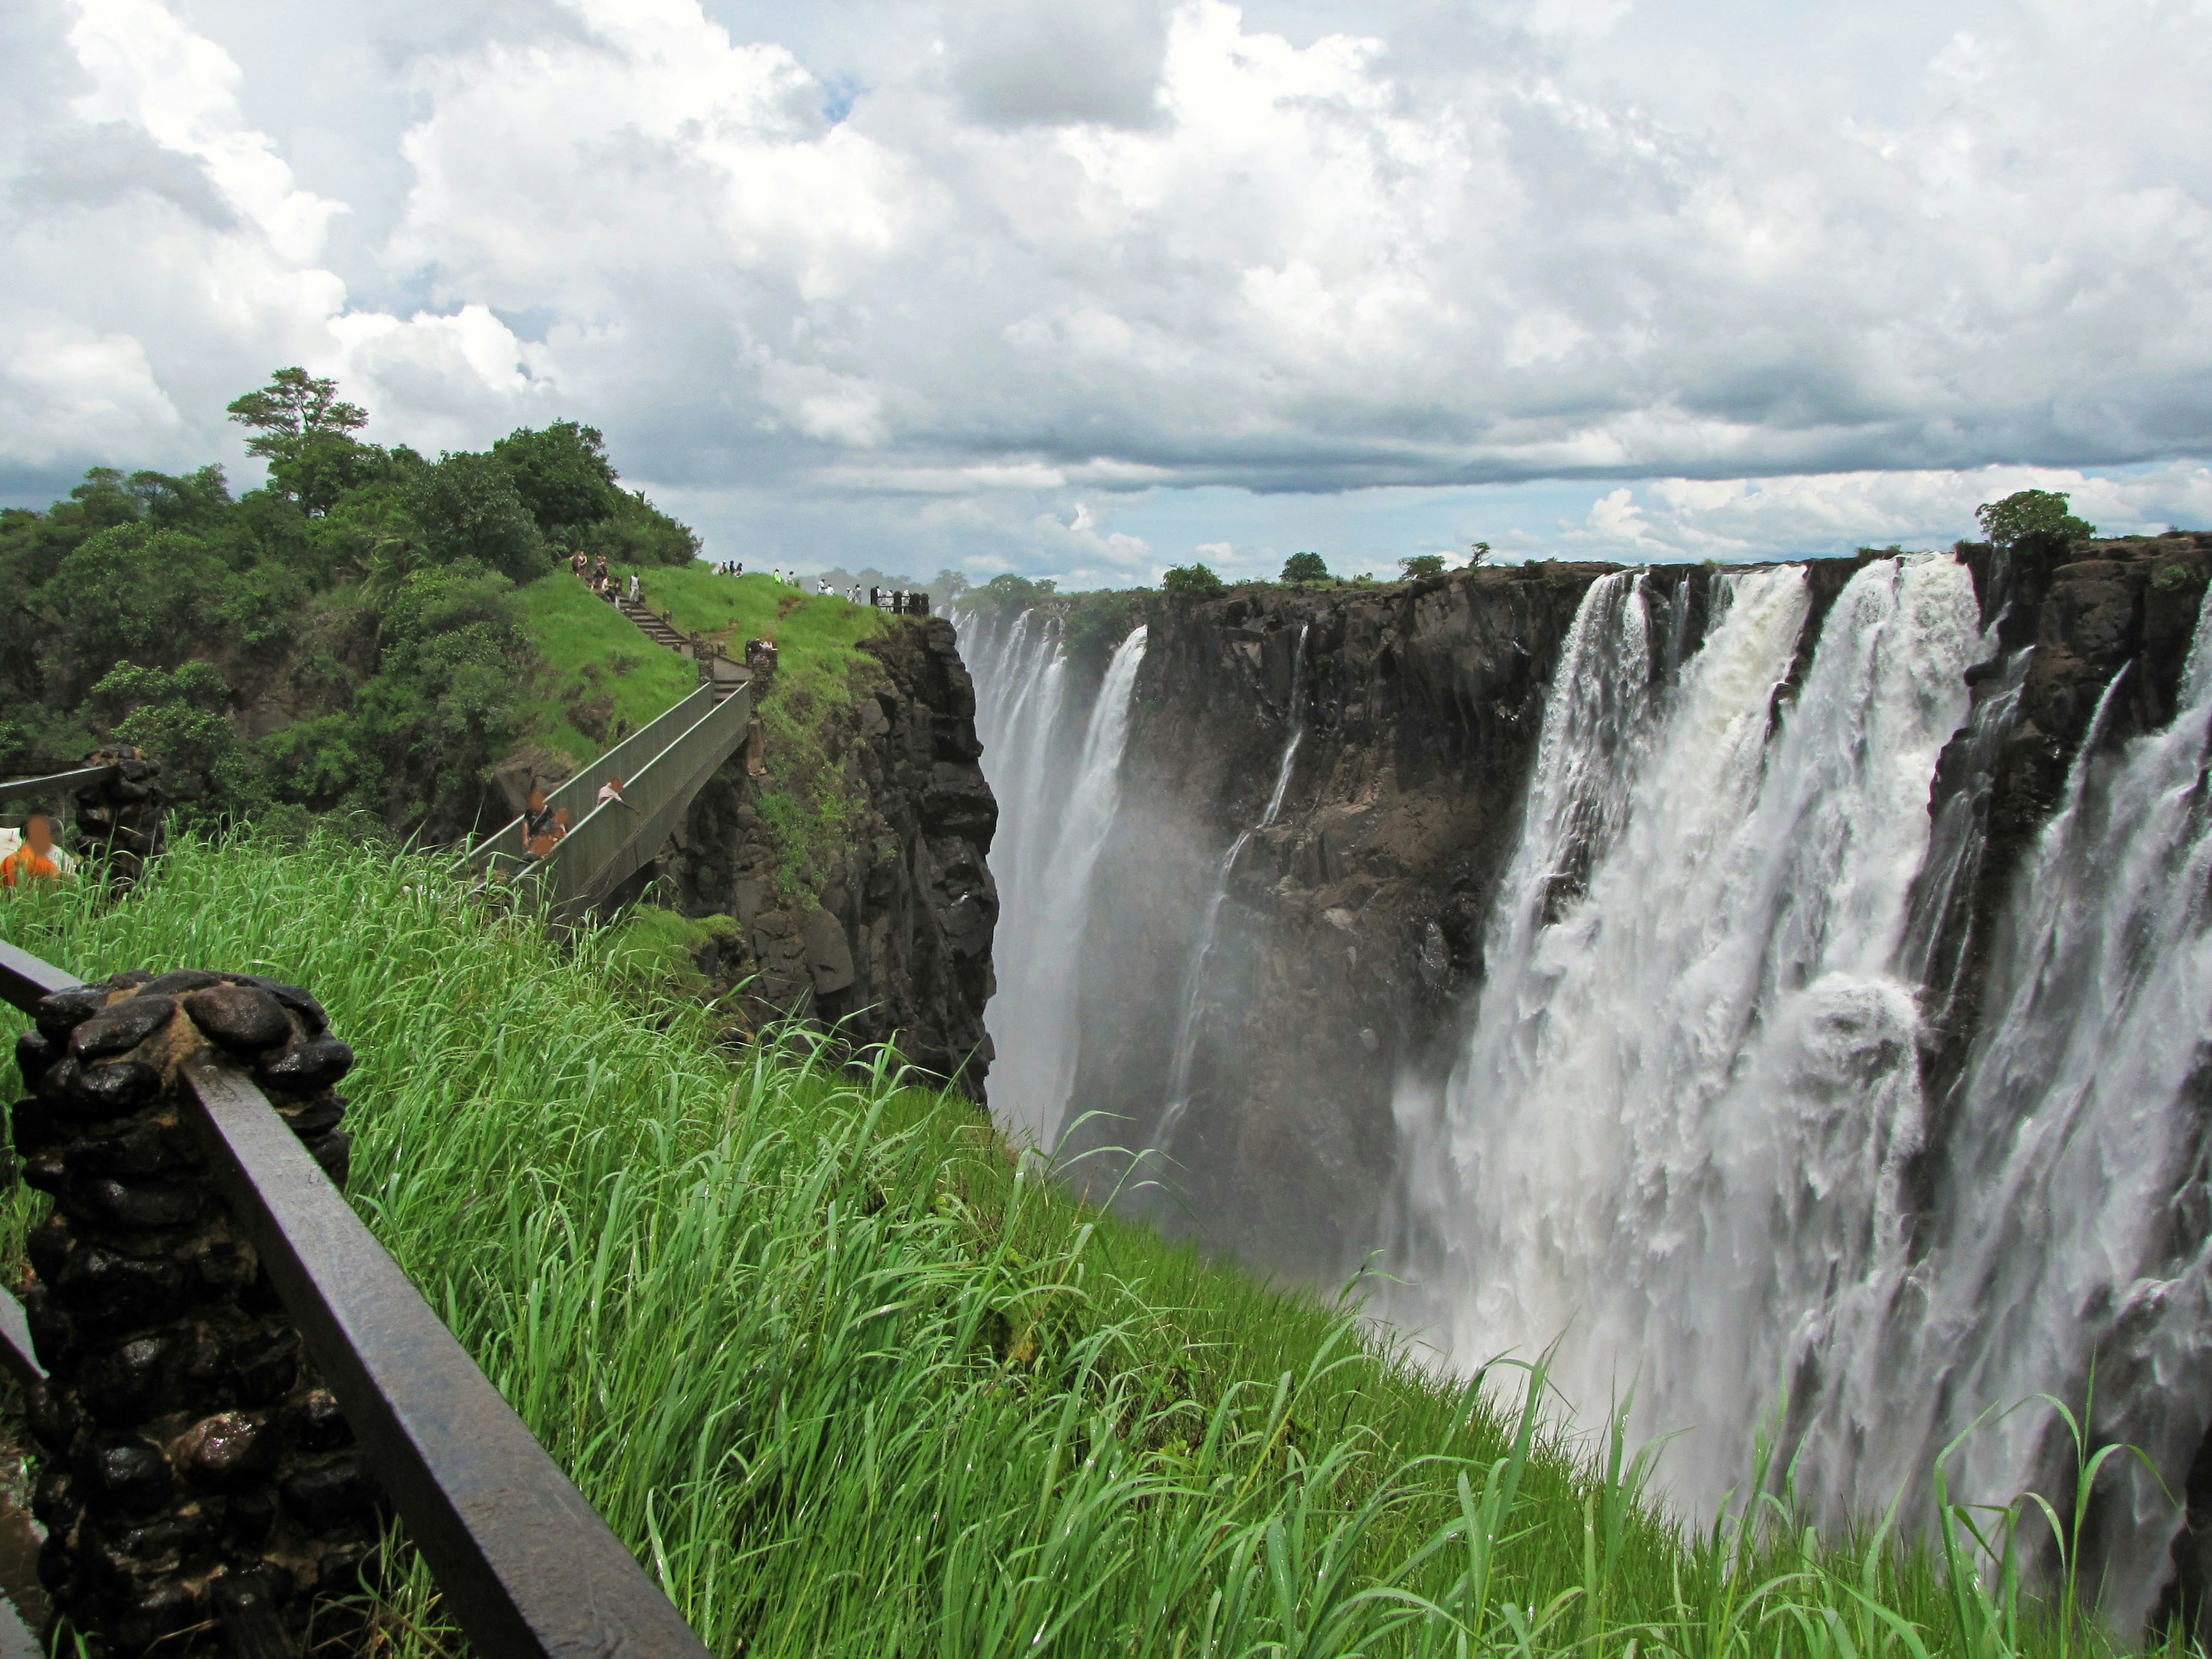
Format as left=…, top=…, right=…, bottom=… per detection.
left=11, top=972, right=374, bottom=1655
left=1062, top=561, right=1630, bottom=1270
left=661, top=618, right=999, bottom=1092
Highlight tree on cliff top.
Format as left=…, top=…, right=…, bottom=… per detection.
left=1976, top=489, right=2095, bottom=551
left=1281, top=551, right=1328, bottom=583
left=227, top=367, right=377, bottom=516
left=1162, top=562, right=1224, bottom=596
left=1399, top=554, right=1446, bottom=579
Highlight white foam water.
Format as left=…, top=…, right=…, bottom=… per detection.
left=961, top=615, right=1149, bottom=1146
left=1395, top=556, right=1984, bottom=1521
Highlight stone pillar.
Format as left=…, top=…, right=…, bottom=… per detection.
left=72, top=749, right=164, bottom=887
left=9, top=971, right=381, bottom=1656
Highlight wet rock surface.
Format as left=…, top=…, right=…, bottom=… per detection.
left=1056, top=538, right=2212, bottom=1281
left=1062, top=562, right=1631, bottom=1271
left=1920, top=532, right=2212, bottom=1107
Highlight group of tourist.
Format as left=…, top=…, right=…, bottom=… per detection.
left=0, top=809, right=75, bottom=887
left=712, top=559, right=743, bottom=577
left=567, top=549, right=641, bottom=604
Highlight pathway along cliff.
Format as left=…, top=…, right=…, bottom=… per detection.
left=953, top=536, right=2212, bottom=1635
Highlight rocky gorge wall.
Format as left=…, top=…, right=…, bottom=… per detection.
left=656, top=618, right=1000, bottom=1090
left=1007, top=534, right=2212, bottom=1278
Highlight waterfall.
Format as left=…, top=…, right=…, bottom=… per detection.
left=1874, top=592, right=2212, bottom=1624
left=1394, top=555, right=1984, bottom=1520
left=1152, top=623, right=1310, bottom=1158
left=968, top=611, right=1073, bottom=940
left=1896, top=647, right=2032, bottom=1012
left=964, top=618, right=1150, bottom=1146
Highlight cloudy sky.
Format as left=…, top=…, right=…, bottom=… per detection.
left=6, top=0, right=2211, bottom=582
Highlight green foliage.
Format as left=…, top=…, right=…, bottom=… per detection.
left=632, top=566, right=890, bottom=904
left=404, top=452, right=546, bottom=584
left=1468, top=540, right=1492, bottom=565
left=1282, top=551, right=1330, bottom=584
left=604, top=904, right=746, bottom=997
left=1399, top=554, right=1447, bottom=579
left=92, top=661, right=240, bottom=802
left=2153, top=562, right=2207, bottom=593
left=577, top=490, right=700, bottom=567
left=516, top=577, right=697, bottom=766
left=1062, top=591, right=1139, bottom=673
left=490, top=421, right=624, bottom=540
left=960, top=572, right=1060, bottom=622
left=227, top=367, right=376, bottom=516
left=0, top=369, right=705, bottom=838
left=0, top=835, right=2149, bottom=1659
left=1976, top=490, right=2096, bottom=552
left=1162, top=561, right=1225, bottom=596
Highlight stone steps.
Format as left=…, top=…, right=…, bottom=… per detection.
left=610, top=592, right=752, bottom=703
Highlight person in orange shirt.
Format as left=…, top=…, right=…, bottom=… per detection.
left=0, top=810, right=78, bottom=886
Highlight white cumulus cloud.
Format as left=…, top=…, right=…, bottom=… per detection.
left=3, top=0, right=2210, bottom=574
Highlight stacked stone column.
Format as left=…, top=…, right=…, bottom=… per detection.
left=10, top=971, right=381, bottom=1655
left=71, top=749, right=164, bottom=887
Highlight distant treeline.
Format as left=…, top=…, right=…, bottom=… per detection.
left=0, top=368, right=700, bottom=838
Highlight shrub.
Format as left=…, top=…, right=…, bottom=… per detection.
left=1161, top=562, right=1224, bottom=597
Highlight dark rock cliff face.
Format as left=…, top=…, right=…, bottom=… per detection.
left=1064, top=562, right=1633, bottom=1271
left=662, top=618, right=999, bottom=1091
left=1057, top=537, right=2212, bottom=1281
left=1916, top=532, right=2212, bottom=1109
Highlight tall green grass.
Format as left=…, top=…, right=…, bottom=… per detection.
left=0, top=835, right=2180, bottom=1657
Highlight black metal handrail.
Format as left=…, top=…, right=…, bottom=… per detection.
left=0, top=940, right=711, bottom=1659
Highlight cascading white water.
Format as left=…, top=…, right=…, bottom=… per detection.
left=1394, top=555, right=1985, bottom=1518
left=1151, top=624, right=1312, bottom=1157
left=1863, top=591, right=2212, bottom=1624
left=964, top=619, right=1150, bottom=1146
left=968, top=611, right=1073, bottom=943
left=967, top=567, right=2212, bottom=1618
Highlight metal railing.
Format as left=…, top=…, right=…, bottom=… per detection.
left=0, top=765, right=116, bottom=806
left=473, top=684, right=720, bottom=869
left=0, top=939, right=713, bottom=1659
left=481, top=683, right=754, bottom=917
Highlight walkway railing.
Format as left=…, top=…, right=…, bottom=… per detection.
left=0, top=765, right=117, bottom=806
left=473, top=683, right=721, bottom=868
left=0, top=938, right=712, bottom=1658
left=477, top=682, right=755, bottom=918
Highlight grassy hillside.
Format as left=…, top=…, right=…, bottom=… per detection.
left=516, top=574, right=698, bottom=768
left=0, top=835, right=2150, bottom=1658
left=624, top=567, right=894, bottom=904
left=627, top=565, right=887, bottom=666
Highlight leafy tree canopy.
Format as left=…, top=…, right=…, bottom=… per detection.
left=1975, top=489, right=2095, bottom=552
left=1281, top=551, right=1329, bottom=583
left=1399, top=554, right=1446, bottom=579
left=226, top=368, right=368, bottom=461
left=1162, top=563, right=1225, bottom=597
left=491, top=421, right=624, bottom=540
left=1, top=368, right=702, bottom=839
